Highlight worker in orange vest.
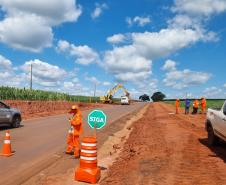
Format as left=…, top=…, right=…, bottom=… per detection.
left=200, top=97, right=207, bottom=114
left=192, top=99, right=199, bottom=114
left=66, top=105, right=83, bottom=158
left=175, top=99, right=180, bottom=114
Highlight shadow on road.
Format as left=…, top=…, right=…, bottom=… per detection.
left=199, top=138, right=226, bottom=163
left=0, top=124, right=24, bottom=131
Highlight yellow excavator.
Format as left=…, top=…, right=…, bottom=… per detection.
left=100, top=84, right=130, bottom=103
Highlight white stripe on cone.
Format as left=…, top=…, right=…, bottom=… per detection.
left=81, top=143, right=96, bottom=147
left=81, top=149, right=97, bottom=154
left=4, top=140, right=10, bottom=144
left=80, top=156, right=97, bottom=161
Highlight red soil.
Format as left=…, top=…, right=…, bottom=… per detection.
left=4, top=100, right=102, bottom=120
left=100, top=103, right=226, bottom=185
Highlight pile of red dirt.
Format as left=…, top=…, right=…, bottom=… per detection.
left=100, top=103, right=226, bottom=185
left=4, top=100, right=102, bottom=120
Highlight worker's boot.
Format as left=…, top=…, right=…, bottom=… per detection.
left=66, top=145, right=74, bottom=154
left=74, top=147, right=80, bottom=158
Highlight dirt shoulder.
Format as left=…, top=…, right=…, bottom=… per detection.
left=100, top=102, right=226, bottom=185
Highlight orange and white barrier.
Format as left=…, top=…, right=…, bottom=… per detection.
left=75, top=137, right=100, bottom=184
left=0, top=130, right=14, bottom=157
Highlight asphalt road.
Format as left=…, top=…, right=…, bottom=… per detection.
left=0, top=102, right=146, bottom=185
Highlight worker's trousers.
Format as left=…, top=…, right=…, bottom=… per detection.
left=66, top=133, right=80, bottom=158
left=185, top=107, right=189, bottom=114
left=201, top=107, right=206, bottom=114
left=192, top=107, right=198, bottom=114
left=176, top=107, right=179, bottom=114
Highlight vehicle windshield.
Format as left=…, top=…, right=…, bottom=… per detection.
left=0, top=102, right=8, bottom=109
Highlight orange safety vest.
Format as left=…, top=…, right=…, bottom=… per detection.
left=175, top=100, right=180, bottom=107
left=201, top=99, right=206, bottom=108
left=70, top=110, right=83, bottom=136
left=193, top=100, right=199, bottom=108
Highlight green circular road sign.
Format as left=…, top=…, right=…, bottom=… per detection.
left=87, top=109, right=107, bottom=129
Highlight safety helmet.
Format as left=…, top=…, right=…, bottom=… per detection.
left=69, top=105, right=79, bottom=114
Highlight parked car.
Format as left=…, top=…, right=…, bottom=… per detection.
left=206, top=101, right=226, bottom=146
left=0, top=101, right=21, bottom=128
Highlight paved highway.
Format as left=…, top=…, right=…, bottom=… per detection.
left=0, top=102, right=146, bottom=185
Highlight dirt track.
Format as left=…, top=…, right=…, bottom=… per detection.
left=101, top=103, right=226, bottom=185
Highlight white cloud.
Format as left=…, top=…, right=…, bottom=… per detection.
left=85, top=76, right=100, bottom=85
left=131, top=29, right=203, bottom=59
left=91, top=3, right=108, bottom=19
left=63, top=81, right=91, bottom=96
left=203, top=86, right=225, bottom=98
left=168, top=14, right=197, bottom=29
left=0, top=54, right=12, bottom=70
left=172, top=0, right=226, bottom=16
left=103, top=27, right=203, bottom=83
left=126, top=16, right=151, bottom=27
left=57, top=40, right=99, bottom=65
left=64, top=82, right=73, bottom=89
left=162, top=59, right=176, bottom=71
left=168, top=0, right=226, bottom=42
left=103, top=81, right=111, bottom=86
left=0, top=0, right=82, bottom=52
left=21, top=59, right=66, bottom=87
left=104, top=45, right=152, bottom=82
left=107, top=34, right=127, bottom=44
left=224, top=83, right=226, bottom=88
left=0, top=54, right=25, bottom=87
left=162, top=59, right=211, bottom=89
left=0, top=15, right=53, bottom=52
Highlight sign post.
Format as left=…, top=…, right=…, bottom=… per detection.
left=87, top=110, right=107, bottom=137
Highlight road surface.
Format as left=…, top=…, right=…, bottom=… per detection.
left=0, top=102, right=146, bottom=185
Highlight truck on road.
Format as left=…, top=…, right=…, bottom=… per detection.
left=121, top=96, right=130, bottom=105
left=206, top=100, right=226, bottom=146
left=0, top=101, right=22, bottom=128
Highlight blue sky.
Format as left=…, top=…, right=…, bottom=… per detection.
left=0, top=0, right=226, bottom=99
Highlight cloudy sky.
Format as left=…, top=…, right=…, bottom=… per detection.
left=0, top=0, right=226, bottom=99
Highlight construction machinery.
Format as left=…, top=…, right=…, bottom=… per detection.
left=100, top=84, right=130, bottom=104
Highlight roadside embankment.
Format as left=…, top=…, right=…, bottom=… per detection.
left=4, top=100, right=103, bottom=120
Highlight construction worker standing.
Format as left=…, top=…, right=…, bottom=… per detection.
left=66, top=105, right=83, bottom=158
left=184, top=98, right=190, bottom=114
left=192, top=99, right=199, bottom=114
left=175, top=99, right=180, bottom=114
left=200, top=97, right=207, bottom=114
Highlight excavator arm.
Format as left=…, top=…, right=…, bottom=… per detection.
left=100, top=84, right=130, bottom=103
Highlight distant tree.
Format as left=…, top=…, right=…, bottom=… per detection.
left=151, top=92, right=166, bottom=102
left=139, top=94, right=150, bottom=101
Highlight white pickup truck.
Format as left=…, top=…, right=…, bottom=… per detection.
left=206, top=101, right=226, bottom=146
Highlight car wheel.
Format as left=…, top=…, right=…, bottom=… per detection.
left=207, top=126, right=218, bottom=146
left=12, top=116, right=21, bottom=128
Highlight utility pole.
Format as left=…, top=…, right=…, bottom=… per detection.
left=94, top=83, right=96, bottom=97
left=30, top=63, right=33, bottom=90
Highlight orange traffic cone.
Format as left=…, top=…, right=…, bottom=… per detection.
left=75, top=137, right=100, bottom=184
left=0, top=130, right=14, bottom=157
